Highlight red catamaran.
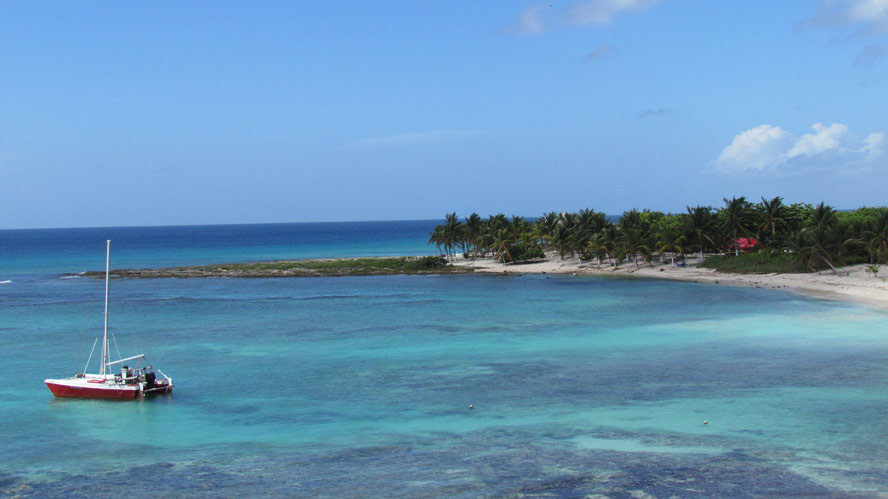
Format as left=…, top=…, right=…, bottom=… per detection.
left=45, top=240, right=173, bottom=400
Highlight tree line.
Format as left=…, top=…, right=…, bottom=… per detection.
left=428, top=197, right=888, bottom=271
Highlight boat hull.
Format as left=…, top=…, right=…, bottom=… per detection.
left=143, top=384, right=173, bottom=396
left=45, top=379, right=139, bottom=400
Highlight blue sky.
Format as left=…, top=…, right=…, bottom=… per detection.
left=1, top=1, right=886, bottom=228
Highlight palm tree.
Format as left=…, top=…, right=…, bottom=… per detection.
left=621, top=227, right=651, bottom=269
left=722, top=196, right=752, bottom=256
left=538, top=212, right=560, bottom=247
left=490, top=228, right=516, bottom=264
left=831, top=222, right=859, bottom=262
left=440, top=212, right=463, bottom=259
left=684, top=205, right=715, bottom=264
left=864, top=211, right=888, bottom=263
left=551, top=212, right=584, bottom=259
left=488, top=213, right=509, bottom=232
left=552, top=225, right=576, bottom=260
left=787, top=226, right=838, bottom=273
left=511, top=215, right=530, bottom=234
left=578, top=208, right=608, bottom=235
left=464, top=213, right=483, bottom=257
left=620, top=209, right=642, bottom=231
left=657, top=226, right=687, bottom=267
left=809, top=202, right=837, bottom=229
left=586, top=232, right=608, bottom=267
left=756, top=196, right=786, bottom=248
left=710, top=230, right=731, bottom=256
left=428, top=226, right=445, bottom=255
left=784, top=230, right=807, bottom=270
left=601, top=224, right=622, bottom=268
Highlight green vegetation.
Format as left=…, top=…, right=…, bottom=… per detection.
left=699, top=252, right=796, bottom=274
left=85, top=255, right=469, bottom=279
left=218, top=255, right=453, bottom=274
left=429, top=213, right=549, bottom=264
left=430, top=199, right=888, bottom=273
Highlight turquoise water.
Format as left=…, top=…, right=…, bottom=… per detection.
left=2, top=224, right=888, bottom=496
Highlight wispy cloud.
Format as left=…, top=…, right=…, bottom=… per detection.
left=347, top=130, right=478, bottom=149
left=798, top=1, right=888, bottom=68
left=637, top=106, right=678, bottom=118
left=501, top=0, right=659, bottom=36
left=801, top=0, right=888, bottom=34
left=568, top=0, right=660, bottom=26
left=500, top=5, right=548, bottom=35
left=710, top=122, right=885, bottom=174
left=583, top=43, right=615, bottom=63
left=854, top=42, right=888, bottom=66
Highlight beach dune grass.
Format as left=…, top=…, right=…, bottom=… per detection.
left=699, top=252, right=798, bottom=274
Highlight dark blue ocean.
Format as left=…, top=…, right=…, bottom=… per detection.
left=2, top=221, right=888, bottom=497
left=0, top=220, right=440, bottom=277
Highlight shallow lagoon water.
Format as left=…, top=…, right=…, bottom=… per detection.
left=2, top=225, right=888, bottom=496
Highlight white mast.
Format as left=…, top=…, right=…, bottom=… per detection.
left=100, top=240, right=110, bottom=376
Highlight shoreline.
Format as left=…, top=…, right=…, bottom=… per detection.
left=451, top=253, right=888, bottom=311
left=75, top=253, right=888, bottom=311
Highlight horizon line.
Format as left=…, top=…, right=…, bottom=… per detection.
left=1, top=205, right=876, bottom=232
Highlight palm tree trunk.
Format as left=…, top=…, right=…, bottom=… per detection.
left=821, top=255, right=838, bottom=275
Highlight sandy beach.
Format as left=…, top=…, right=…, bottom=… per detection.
left=453, top=254, right=888, bottom=311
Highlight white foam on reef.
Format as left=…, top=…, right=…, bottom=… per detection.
left=0, top=280, right=11, bottom=284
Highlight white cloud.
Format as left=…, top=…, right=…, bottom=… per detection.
left=347, top=130, right=477, bottom=149
left=786, top=122, right=849, bottom=158
left=568, top=0, right=660, bottom=26
left=713, top=125, right=793, bottom=172
left=862, top=131, right=886, bottom=157
left=712, top=122, right=885, bottom=174
left=501, top=5, right=547, bottom=35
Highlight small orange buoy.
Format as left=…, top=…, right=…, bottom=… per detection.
left=469, top=405, right=474, bottom=410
